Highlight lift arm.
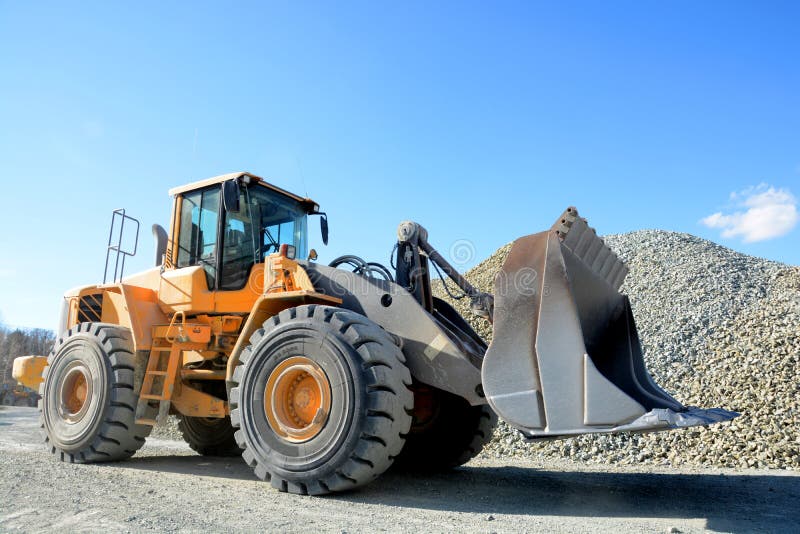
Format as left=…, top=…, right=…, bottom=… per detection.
left=395, top=221, right=494, bottom=320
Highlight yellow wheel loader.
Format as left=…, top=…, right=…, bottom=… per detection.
left=13, top=172, right=736, bottom=494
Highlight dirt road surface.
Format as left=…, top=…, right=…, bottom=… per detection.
left=1, top=406, right=798, bottom=533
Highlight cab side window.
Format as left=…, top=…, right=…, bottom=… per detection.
left=176, top=187, right=220, bottom=289
left=220, top=192, right=256, bottom=290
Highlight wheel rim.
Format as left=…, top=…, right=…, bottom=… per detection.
left=408, top=384, right=440, bottom=432
left=264, top=356, right=331, bottom=443
left=58, top=362, right=92, bottom=423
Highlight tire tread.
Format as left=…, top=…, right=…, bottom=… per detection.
left=40, top=322, right=151, bottom=463
left=229, top=305, right=413, bottom=495
left=177, top=415, right=242, bottom=457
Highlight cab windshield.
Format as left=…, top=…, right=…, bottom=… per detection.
left=175, top=183, right=308, bottom=290
left=221, top=184, right=308, bottom=290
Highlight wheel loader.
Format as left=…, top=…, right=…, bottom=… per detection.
left=13, top=171, right=737, bottom=495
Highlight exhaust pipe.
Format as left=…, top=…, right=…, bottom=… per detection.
left=482, top=207, right=737, bottom=439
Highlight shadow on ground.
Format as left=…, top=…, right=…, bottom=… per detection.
left=120, top=453, right=800, bottom=533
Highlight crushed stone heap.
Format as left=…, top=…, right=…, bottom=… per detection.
left=434, top=230, right=799, bottom=470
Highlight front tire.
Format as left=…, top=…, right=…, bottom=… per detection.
left=393, top=384, right=497, bottom=471
left=40, top=323, right=151, bottom=462
left=230, top=305, right=413, bottom=495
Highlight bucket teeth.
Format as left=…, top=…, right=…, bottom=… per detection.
left=552, top=207, right=628, bottom=291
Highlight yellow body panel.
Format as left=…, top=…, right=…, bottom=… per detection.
left=58, top=261, right=333, bottom=419
left=65, top=281, right=170, bottom=352
left=170, top=384, right=228, bottom=418
left=12, top=355, right=48, bottom=390
left=101, top=285, right=168, bottom=351
left=156, top=263, right=266, bottom=315
left=158, top=267, right=215, bottom=312
left=125, top=255, right=339, bottom=420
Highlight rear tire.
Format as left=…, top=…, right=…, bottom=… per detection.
left=230, top=305, right=413, bottom=495
left=393, top=384, right=497, bottom=471
left=178, top=415, right=242, bottom=457
left=39, top=323, right=151, bottom=462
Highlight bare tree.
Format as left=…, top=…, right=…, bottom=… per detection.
left=0, top=325, right=55, bottom=387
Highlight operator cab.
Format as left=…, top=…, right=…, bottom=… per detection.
left=166, top=172, right=325, bottom=292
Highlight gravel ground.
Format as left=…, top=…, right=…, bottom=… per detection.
left=434, top=230, right=800, bottom=471
left=2, top=406, right=799, bottom=533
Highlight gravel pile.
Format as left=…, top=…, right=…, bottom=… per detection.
left=434, top=230, right=799, bottom=470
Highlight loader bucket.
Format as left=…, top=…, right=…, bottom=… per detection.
left=482, top=207, right=737, bottom=439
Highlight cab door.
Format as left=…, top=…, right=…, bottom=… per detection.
left=159, top=186, right=221, bottom=313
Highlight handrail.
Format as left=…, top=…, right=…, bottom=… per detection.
left=103, top=208, right=140, bottom=284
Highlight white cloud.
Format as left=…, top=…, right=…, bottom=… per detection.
left=701, top=183, right=798, bottom=243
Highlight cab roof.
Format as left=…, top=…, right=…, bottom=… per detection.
left=168, top=171, right=318, bottom=211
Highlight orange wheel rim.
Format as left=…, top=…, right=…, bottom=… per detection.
left=264, top=356, right=331, bottom=443
left=58, top=362, right=92, bottom=423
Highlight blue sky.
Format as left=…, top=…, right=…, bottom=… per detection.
left=0, top=1, right=798, bottom=330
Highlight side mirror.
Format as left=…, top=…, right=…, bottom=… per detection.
left=307, top=248, right=318, bottom=261
left=222, top=179, right=240, bottom=213
left=320, top=214, right=329, bottom=245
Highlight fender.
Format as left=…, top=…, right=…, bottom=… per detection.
left=64, top=282, right=168, bottom=352
left=225, top=256, right=342, bottom=386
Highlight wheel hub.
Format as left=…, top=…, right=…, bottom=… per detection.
left=264, top=356, right=331, bottom=443
left=58, top=362, right=92, bottom=424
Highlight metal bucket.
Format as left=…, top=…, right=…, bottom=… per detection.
left=482, top=207, right=737, bottom=439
